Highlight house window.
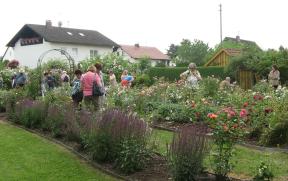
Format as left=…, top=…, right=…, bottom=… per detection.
left=90, top=50, right=98, bottom=58
left=72, top=48, right=78, bottom=57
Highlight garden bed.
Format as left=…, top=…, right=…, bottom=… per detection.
left=1, top=114, right=249, bottom=181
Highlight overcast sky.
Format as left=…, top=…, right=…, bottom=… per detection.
left=1, top=0, right=288, bottom=55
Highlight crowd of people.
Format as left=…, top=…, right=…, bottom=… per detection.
left=0, top=62, right=281, bottom=111
left=40, top=63, right=136, bottom=110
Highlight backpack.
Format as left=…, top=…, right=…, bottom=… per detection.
left=63, top=75, right=69, bottom=82
left=71, top=80, right=81, bottom=95
left=15, top=73, right=26, bottom=85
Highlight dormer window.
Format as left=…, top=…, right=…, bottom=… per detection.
left=67, top=32, right=73, bottom=36
left=79, top=33, right=85, bottom=36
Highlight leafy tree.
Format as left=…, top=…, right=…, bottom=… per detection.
left=137, top=56, right=151, bottom=73
left=166, top=44, right=178, bottom=59
left=175, top=39, right=212, bottom=67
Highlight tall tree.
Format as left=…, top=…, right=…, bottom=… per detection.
left=166, top=44, right=178, bottom=59
left=176, top=39, right=211, bottom=66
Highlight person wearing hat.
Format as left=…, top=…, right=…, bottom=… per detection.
left=180, top=63, right=202, bottom=88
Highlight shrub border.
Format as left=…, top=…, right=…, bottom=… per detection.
left=0, top=114, right=128, bottom=181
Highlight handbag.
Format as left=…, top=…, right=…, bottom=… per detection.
left=92, top=73, right=105, bottom=96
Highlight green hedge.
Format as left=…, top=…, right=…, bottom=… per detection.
left=147, top=66, right=226, bottom=81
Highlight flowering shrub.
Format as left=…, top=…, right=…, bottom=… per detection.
left=13, top=99, right=46, bottom=128
left=7, top=59, right=19, bottom=69
left=83, top=109, right=152, bottom=174
left=207, top=107, right=247, bottom=179
left=168, top=124, right=210, bottom=181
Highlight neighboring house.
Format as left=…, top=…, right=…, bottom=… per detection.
left=121, top=44, right=170, bottom=66
left=2, top=47, right=14, bottom=61
left=205, top=36, right=260, bottom=67
left=205, top=36, right=260, bottom=90
left=6, top=20, right=119, bottom=67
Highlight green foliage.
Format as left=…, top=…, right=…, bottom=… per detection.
left=199, top=77, right=219, bottom=97
left=175, top=39, right=212, bottom=66
left=168, top=125, right=210, bottom=181
left=166, top=44, right=178, bottom=59
left=24, top=68, right=42, bottom=99
left=42, top=103, right=65, bottom=137
left=253, top=162, right=274, bottom=181
left=81, top=109, right=152, bottom=174
left=207, top=108, right=247, bottom=178
left=153, top=103, right=194, bottom=123
left=155, top=61, right=167, bottom=67
left=148, top=66, right=226, bottom=81
left=0, top=90, right=8, bottom=112
left=77, top=56, right=101, bottom=72
left=133, top=74, right=154, bottom=87
left=137, top=57, right=151, bottom=73
left=42, top=59, right=69, bottom=71
left=116, top=138, right=150, bottom=174
left=15, top=99, right=46, bottom=128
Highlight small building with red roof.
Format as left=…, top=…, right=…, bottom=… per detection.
left=120, top=44, right=170, bottom=66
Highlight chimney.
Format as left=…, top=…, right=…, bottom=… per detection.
left=236, top=35, right=240, bottom=42
left=58, top=21, right=63, bottom=27
left=134, top=43, right=140, bottom=48
left=45, top=20, right=52, bottom=27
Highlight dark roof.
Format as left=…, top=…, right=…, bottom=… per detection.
left=121, top=45, right=169, bottom=61
left=7, top=24, right=118, bottom=47
left=224, top=37, right=259, bottom=47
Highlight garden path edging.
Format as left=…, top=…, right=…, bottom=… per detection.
left=0, top=116, right=129, bottom=181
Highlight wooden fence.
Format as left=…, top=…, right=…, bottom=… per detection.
left=239, top=70, right=254, bottom=90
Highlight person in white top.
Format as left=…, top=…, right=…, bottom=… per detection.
left=180, top=63, right=202, bottom=88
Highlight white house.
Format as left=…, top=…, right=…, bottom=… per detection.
left=6, top=21, right=119, bottom=68
left=120, top=44, right=170, bottom=66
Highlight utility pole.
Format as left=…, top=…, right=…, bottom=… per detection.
left=219, top=4, right=223, bottom=46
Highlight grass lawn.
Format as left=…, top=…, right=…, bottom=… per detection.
left=151, top=129, right=288, bottom=181
left=0, top=121, right=118, bottom=181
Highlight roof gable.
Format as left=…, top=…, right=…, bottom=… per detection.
left=121, top=45, right=169, bottom=61
left=7, top=24, right=118, bottom=47
left=205, top=48, right=241, bottom=66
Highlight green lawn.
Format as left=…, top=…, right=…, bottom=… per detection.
left=151, top=129, right=288, bottom=180
left=0, top=122, right=118, bottom=181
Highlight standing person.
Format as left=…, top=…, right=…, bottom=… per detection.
left=180, top=63, right=202, bottom=88
left=61, top=70, right=70, bottom=85
left=109, top=70, right=117, bottom=87
left=81, top=65, right=102, bottom=111
left=268, top=65, right=280, bottom=89
left=94, top=63, right=105, bottom=90
left=41, top=72, right=48, bottom=96
left=46, top=72, right=56, bottom=90
left=95, top=63, right=106, bottom=109
left=15, top=69, right=27, bottom=88
left=71, top=69, right=83, bottom=108
left=121, top=70, right=128, bottom=80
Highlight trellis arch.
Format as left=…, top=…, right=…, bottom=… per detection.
left=37, top=49, right=75, bottom=74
